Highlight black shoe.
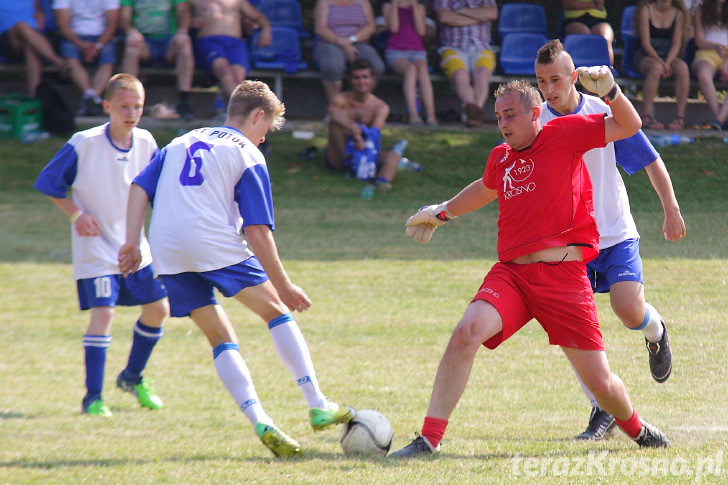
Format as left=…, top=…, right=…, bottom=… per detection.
left=388, top=434, right=440, bottom=458
left=575, top=406, right=616, bottom=440
left=76, top=97, right=102, bottom=117
left=634, top=421, right=670, bottom=448
left=646, top=320, right=672, bottom=383
left=175, top=100, right=194, bottom=120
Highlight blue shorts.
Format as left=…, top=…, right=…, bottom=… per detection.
left=59, top=36, right=116, bottom=65
left=160, top=256, right=268, bottom=317
left=145, top=36, right=172, bottom=64
left=76, top=265, right=167, bottom=310
left=194, top=35, right=250, bottom=78
left=385, top=49, right=428, bottom=66
left=586, top=238, right=644, bottom=293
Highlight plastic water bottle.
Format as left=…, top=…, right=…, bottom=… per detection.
left=392, top=139, right=408, bottom=156
left=646, top=134, right=694, bottom=147
left=19, top=131, right=50, bottom=144
left=398, top=157, right=422, bottom=172
left=360, top=183, right=375, bottom=199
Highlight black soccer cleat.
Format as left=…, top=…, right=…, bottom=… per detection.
left=576, top=406, right=616, bottom=440
left=634, top=421, right=671, bottom=448
left=388, top=434, right=440, bottom=458
left=646, top=320, right=672, bottom=383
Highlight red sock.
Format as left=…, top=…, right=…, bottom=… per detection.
left=614, top=409, right=643, bottom=439
left=421, top=416, right=448, bottom=448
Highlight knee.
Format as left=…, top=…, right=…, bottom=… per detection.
left=451, top=68, right=469, bottom=84
left=450, top=318, right=485, bottom=350
left=142, top=299, right=170, bottom=326
left=584, top=372, right=615, bottom=399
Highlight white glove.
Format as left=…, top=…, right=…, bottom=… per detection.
left=405, top=202, right=455, bottom=244
left=576, top=65, right=616, bottom=98
left=406, top=223, right=437, bottom=244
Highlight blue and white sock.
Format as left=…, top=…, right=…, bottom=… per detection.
left=83, top=334, right=111, bottom=399
left=123, top=320, right=163, bottom=382
left=213, top=342, right=271, bottom=427
left=631, top=303, right=664, bottom=343
left=268, top=313, right=327, bottom=409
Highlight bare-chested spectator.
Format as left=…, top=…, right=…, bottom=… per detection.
left=326, top=59, right=399, bottom=188
left=190, top=0, right=271, bottom=102
left=120, top=0, right=195, bottom=119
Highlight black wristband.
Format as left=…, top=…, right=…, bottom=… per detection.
left=601, top=84, right=620, bottom=105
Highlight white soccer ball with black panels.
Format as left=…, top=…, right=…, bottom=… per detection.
left=339, top=409, right=393, bottom=457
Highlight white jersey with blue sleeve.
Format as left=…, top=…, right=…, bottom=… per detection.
left=33, top=123, right=158, bottom=279
left=134, top=126, right=275, bottom=275
left=540, top=94, right=658, bottom=249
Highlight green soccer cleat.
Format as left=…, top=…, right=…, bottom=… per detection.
left=255, top=422, right=302, bottom=457
left=309, top=402, right=355, bottom=431
left=117, top=372, right=163, bottom=410
left=82, top=397, right=112, bottom=417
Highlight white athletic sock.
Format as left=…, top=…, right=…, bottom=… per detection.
left=213, top=343, right=272, bottom=428
left=268, top=314, right=327, bottom=409
left=569, top=358, right=599, bottom=408
left=83, top=88, right=96, bottom=99
left=639, top=303, right=664, bottom=343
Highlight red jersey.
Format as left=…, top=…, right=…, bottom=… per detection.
left=483, top=113, right=606, bottom=263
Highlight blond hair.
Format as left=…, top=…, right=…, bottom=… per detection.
left=227, top=80, right=286, bottom=131
left=494, top=80, right=542, bottom=111
left=104, top=73, right=144, bottom=101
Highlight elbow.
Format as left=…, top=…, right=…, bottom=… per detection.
left=627, top=116, right=642, bottom=137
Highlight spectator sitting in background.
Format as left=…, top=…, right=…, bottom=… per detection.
left=326, top=59, right=400, bottom=188
left=434, top=0, right=498, bottom=127
left=0, top=1, right=66, bottom=97
left=691, top=0, right=728, bottom=130
left=382, top=0, right=437, bottom=125
left=54, top=0, right=119, bottom=117
left=561, top=0, right=615, bottom=65
left=190, top=0, right=271, bottom=103
left=313, top=0, right=386, bottom=106
left=120, top=0, right=195, bottom=119
left=634, top=0, right=690, bottom=130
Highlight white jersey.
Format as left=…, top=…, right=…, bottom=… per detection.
left=540, top=94, right=655, bottom=249
left=135, top=126, right=275, bottom=275
left=53, top=0, right=120, bottom=36
left=34, top=123, right=157, bottom=279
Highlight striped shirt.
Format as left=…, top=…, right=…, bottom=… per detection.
left=328, top=0, right=368, bottom=37
left=434, top=0, right=495, bottom=51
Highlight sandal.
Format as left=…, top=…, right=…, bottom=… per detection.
left=641, top=115, right=664, bottom=130
left=667, top=116, right=685, bottom=130
left=408, top=115, right=424, bottom=126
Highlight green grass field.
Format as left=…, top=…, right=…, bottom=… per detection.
left=1, top=124, right=726, bottom=484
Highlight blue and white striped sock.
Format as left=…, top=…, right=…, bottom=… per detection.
left=268, top=313, right=327, bottom=409
left=83, top=334, right=111, bottom=398
left=631, top=303, right=664, bottom=343
left=213, top=342, right=271, bottom=427
left=123, top=320, right=163, bottom=382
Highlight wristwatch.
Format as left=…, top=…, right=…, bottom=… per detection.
left=94, top=42, right=104, bottom=50
left=348, top=35, right=357, bottom=43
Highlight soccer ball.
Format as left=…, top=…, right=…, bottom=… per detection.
left=339, top=409, right=393, bottom=457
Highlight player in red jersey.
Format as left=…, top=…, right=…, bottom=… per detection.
left=390, top=67, right=671, bottom=458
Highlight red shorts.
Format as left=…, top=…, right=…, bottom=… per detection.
left=472, top=261, right=603, bottom=351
